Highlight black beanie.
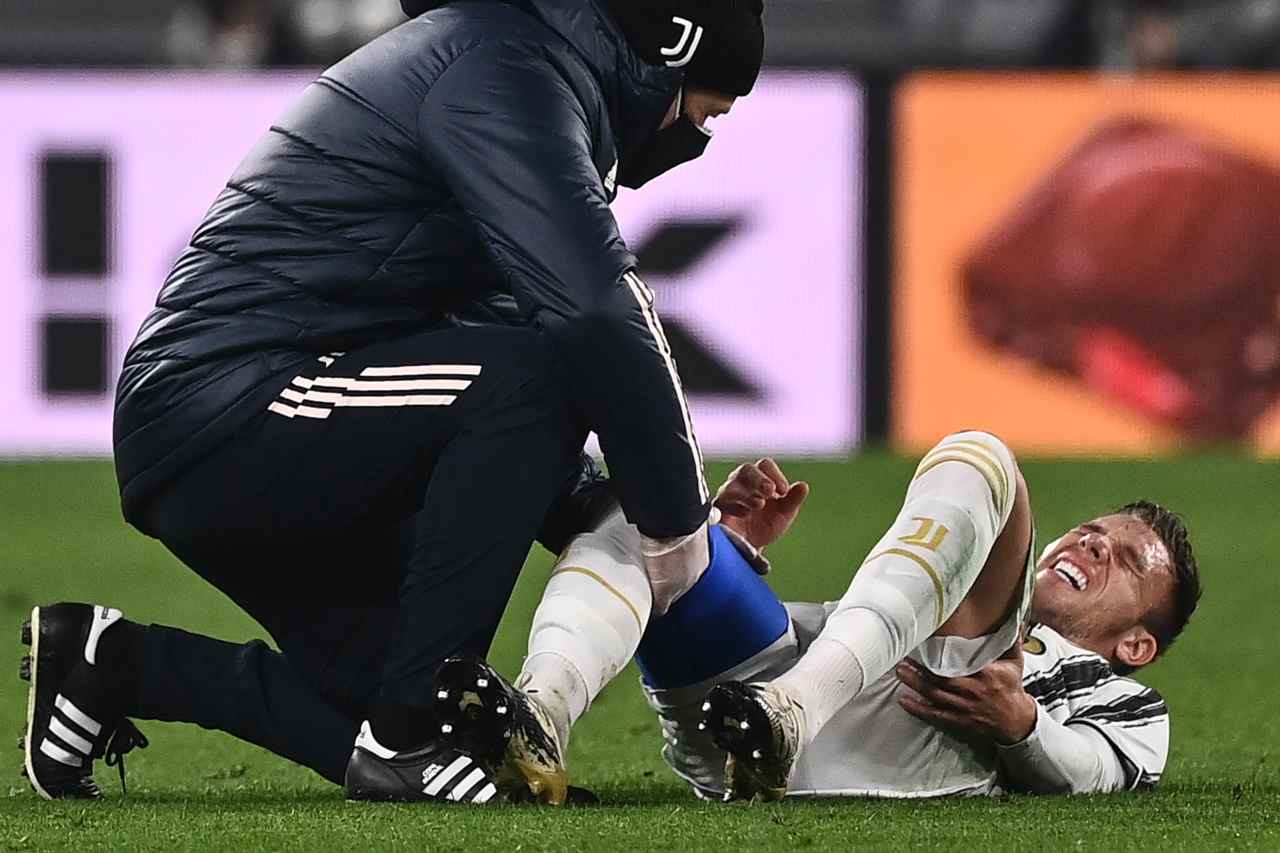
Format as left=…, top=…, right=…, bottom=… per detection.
left=601, top=0, right=765, bottom=97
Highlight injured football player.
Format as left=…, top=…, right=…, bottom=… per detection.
left=506, top=431, right=1202, bottom=800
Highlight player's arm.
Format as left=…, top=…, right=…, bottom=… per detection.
left=995, top=704, right=1131, bottom=794
left=1005, top=679, right=1171, bottom=794
left=896, top=648, right=1145, bottom=794
left=418, top=43, right=710, bottom=554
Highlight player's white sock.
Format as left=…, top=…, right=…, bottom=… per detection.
left=517, top=508, right=651, bottom=748
left=773, top=431, right=1018, bottom=742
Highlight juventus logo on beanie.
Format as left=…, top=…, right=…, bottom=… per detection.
left=399, top=0, right=765, bottom=97
left=602, top=0, right=766, bottom=96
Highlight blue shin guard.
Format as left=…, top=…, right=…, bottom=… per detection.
left=636, top=526, right=789, bottom=689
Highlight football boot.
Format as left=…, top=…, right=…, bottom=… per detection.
left=702, top=680, right=806, bottom=802
left=431, top=656, right=569, bottom=805
left=20, top=604, right=148, bottom=800
left=344, top=721, right=499, bottom=803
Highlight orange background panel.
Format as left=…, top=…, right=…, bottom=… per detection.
left=894, top=73, right=1280, bottom=456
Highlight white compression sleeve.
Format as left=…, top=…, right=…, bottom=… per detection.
left=517, top=508, right=651, bottom=747
left=773, top=431, right=1019, bottom=741
left=642, top=516, right=714, bottom=616
left=997, top=707, right=1129, bottom=794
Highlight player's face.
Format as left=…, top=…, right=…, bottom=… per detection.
left=1031, top=513, right=1176, bottom=666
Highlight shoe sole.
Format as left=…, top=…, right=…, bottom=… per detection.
left=21, top=606, right=53, bottom=802
left=433, top=657, right=568, bottom=806
left=704, top=683, right=789, bottom=802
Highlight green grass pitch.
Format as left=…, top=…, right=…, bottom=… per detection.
left=1, top=454, right=1277, bottom=851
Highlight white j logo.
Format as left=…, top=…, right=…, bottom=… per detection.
left=660, top=16, right=705, bottom=68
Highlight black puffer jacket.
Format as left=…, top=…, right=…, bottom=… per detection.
left=114, top=0, right=711, bottom=536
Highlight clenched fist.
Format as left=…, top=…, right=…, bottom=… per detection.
left=713, top=458, right=809, bottom=550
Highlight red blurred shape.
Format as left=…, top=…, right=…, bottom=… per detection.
left=965, top=118, right=1280, bottom=439
left=1075, top=327, right=1196, bottom=424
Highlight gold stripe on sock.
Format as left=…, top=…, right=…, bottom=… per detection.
left=946, top=439, right=1011, bottom=507
left=863, top=548, right=946, bottom=628
left=550, top=566, right=643, bottom=632
left=914, top=448, right=1006, bottom=511
left=918, top=442, right=1006, bottom=497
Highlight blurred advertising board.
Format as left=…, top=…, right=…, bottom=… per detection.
left=0, top=70, right=862, bottom=457
left=896, top=74, right=1280, bottom=455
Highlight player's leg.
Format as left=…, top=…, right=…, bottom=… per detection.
left=773, top=431, right=1028, bottom=729
left=418, top=505, right=648, bottom=805
left=451, top=506, right=791, bottom=800
left=508, top=507, right=650, bottom=748
left=472, top=512, right=770, bottom=750
left=709, top=430, right=1030, bottom=799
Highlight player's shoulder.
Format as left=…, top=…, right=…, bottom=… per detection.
left=1022, top=625, right=1168, bottom=722
left=1022, top=624, right=1107, bottom=675
left=1020, top=625, right=1113, bottom=703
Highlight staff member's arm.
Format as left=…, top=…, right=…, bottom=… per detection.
left=417, top=41, right=710, bottom=606
left=895, top=647, right=1129, bottom=794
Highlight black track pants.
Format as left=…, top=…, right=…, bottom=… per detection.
left=125, top=325, right=582, bottom=782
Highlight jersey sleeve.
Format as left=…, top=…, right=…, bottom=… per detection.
left=418, top=42, right=710, bottom=538
left=1064, top=683, right=1170, bottom=790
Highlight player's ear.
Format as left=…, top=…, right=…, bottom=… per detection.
left=1114, top=625, right=1158, bottom=670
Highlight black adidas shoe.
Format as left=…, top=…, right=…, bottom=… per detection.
left=431, top=656, right=569, bottom=805
left=20, top=604, right=149, bottom=800
left=344, top=721, right=498, bottom=803
left=702, top=681, right=806, bottom=802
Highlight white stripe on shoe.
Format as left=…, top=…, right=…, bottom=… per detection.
left=39, top=739, right=82, bottom=768
left=447, top=767, right=489, bottom=802
left=54, top=695, right=102, bottom=736
left=353, top=720, right=398, bottom=760
left=471, top=782, right=498, bottom=803
left=85, top=605, right=123, bottom=666
left=622, top=271, right=709, bottom=503
left=423, top=755, right=473, bottom=797
left=48, top=717, right=92, bottom=755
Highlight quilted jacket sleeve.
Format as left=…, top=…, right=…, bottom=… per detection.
left=417, top=41, right=709, bottom=537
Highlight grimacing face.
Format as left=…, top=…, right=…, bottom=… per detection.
left=1031, top=513, right=1176, bottom=670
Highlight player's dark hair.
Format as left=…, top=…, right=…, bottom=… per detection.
left=1116, top=500, right=1202, bottom=673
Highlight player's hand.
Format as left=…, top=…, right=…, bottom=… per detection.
left=894, top=642, right=1038, bottom=747
left=713, top=459, right=810, bottom=550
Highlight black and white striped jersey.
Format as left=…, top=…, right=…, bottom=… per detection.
left=648, top=615, right=1169, bottom=799
left=1017, top=623, right=1169, bottom=790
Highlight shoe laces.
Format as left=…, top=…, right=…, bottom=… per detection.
left=102, top=719, right=149, bottom=796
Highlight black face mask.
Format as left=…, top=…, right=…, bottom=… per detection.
left=617, top=115, right=713, bottom=189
